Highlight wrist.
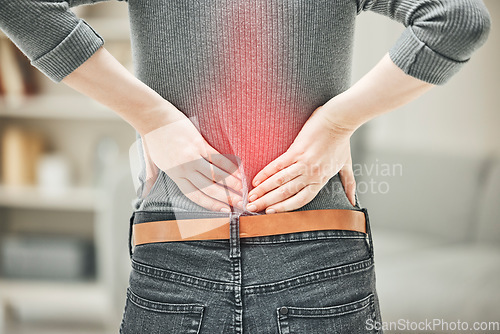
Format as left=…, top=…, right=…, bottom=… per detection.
left=323, top=114, right=358, bottom=138
left=320, top=95, right=363, bottom=136
left=132, top=100, right=185, bottom=137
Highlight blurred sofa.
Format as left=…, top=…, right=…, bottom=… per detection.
left=357, top=148, right=500, bottom=326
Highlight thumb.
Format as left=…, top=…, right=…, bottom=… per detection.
left=338, top=155, right=356, bottom=207
left=141, top=138, right=159, bottom=198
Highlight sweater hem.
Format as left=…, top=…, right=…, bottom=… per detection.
left=31, top=18, right=104, bottom=83
left=389, top=26, right=468, bottom=85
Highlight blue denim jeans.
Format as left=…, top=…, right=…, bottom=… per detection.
left=119, top=208, right=383, bottom=333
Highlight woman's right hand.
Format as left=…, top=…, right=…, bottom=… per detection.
left=56, top=45, right=242, bottom=212
left=140, top=106, right=243, bottom=213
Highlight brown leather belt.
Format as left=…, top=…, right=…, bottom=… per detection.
left=133, top=209, right=366, bottom=246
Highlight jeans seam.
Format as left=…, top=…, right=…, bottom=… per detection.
left=280, top=293, right=374, bottom=317
left=243, top=258, right=374, bottom=295
left=362, top=208, right=375, bottom=258
left=131, top=258, right=234, bottom=292
left=118, top=292, right=130, bottom=334
left=241, top=235, right=366, bottom=245
left=371, top=297, right=379, bottom=334
left=127, top=288, right=205, bottom=313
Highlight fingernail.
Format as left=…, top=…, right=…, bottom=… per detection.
left=266, top=208, right=276, bottom=214
left=249, top=194, right=258, bottom=202
left=220, top=207, right=230, bottom=213
left=247, top=204, right=257, bottom=212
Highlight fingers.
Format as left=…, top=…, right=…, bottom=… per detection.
left=196, top=159, right=243, bottom=195
left=175, top=177, right=233, bottom=213
left=187, top=171, right=243, bottom=209
left=252, top=151, right=296, bottom=187
left=247, top=174, right=311, bottom=213
left=204, top=145, right=242, bottom=180
left=247, top=163, right=303, bottom=202
left=338, top=157, right=356, bottom=207
left=264, top=183, right=324, bottom=213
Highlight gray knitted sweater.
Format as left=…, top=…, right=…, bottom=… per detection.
left=0, top=0, right=491, bottom=215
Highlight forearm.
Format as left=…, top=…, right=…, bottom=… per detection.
left=322, top=53, right=435, bottom=135
left=328, top=0, right=491, bottom=134
left=62, top=46, right=180, bottom=135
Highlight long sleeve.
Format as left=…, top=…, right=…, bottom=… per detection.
left=0, top=0, right=126, bottom=83
left=357, top=0, right=492, bottom=85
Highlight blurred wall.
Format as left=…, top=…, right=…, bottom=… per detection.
left=353, top=0, right=499, bottom=158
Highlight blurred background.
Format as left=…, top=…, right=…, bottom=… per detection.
left=0, top=1, right=498, bottom=333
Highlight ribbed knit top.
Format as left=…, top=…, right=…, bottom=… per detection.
left=0, top=0, right=491, bottom=215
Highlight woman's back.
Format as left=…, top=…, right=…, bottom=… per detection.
left=0, top=0, right=491, bottom=214
left=128, top=0, right=360, bottom=213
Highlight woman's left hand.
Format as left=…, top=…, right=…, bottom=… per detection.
left=246, top=106, right=357, bottom=214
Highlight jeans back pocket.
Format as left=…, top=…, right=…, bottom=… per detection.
left=276, top=293, right=377, bottom=334
left=120, top=287, right=205, bottom=334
